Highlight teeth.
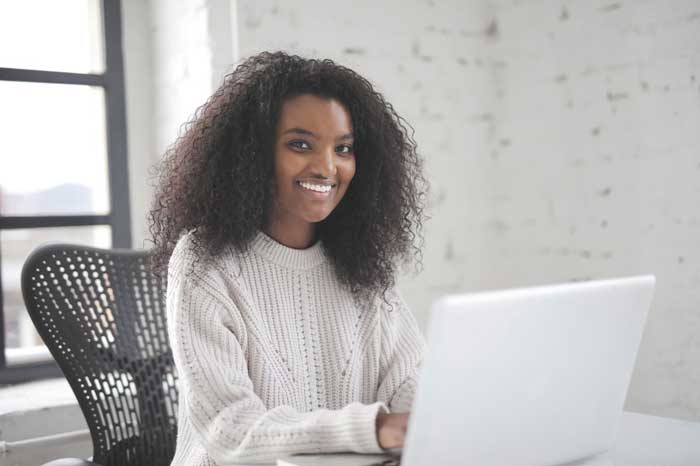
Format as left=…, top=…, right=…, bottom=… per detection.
left=299, top=181, right=332, bottom=193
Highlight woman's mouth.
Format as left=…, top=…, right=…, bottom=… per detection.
left=297, top=180, right=335, bottom=196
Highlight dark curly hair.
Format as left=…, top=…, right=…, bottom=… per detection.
left=149, top=51, right=427, bottom=299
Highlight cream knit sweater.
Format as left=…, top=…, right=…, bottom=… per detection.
left=166, top=231, right=426, bottom=465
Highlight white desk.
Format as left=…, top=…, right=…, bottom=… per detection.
left=598, top=411, right=700, bottom=466
left=271, top=411, right=700, bottom=466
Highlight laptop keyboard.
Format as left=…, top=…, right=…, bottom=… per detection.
left=368, top=457, right=401, bottom=466
left=368, top=460, right=399, bottom=466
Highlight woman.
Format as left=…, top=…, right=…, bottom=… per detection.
left=150, top=51, right=428, bottom=465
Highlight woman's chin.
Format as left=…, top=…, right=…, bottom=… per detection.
left=302, top=209, right=334, bottom=224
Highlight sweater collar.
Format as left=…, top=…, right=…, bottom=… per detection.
left=250, top=230, right=327, bottom=270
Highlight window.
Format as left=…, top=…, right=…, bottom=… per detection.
left=0, top=0, right=131, bottom=384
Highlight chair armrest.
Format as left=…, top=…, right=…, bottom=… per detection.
left=41, top=459, right=103, bottom=466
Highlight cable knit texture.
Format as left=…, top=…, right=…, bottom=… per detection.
left=167, top=231, right=426, bottom=465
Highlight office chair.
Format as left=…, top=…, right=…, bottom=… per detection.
left=21, top=244, right=178, bottom=466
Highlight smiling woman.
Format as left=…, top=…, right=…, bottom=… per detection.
left=267, top=95, right=357, bottom=248
left=149, top=51, right=428, bottom=465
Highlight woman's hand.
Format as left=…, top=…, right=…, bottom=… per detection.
left=375, top=411, right=410, bottom=449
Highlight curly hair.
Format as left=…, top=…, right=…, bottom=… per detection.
left=149, top=51, right=427, bottom=299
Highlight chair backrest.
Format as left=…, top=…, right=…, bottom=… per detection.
left=21, top=244, right=178, bottom=466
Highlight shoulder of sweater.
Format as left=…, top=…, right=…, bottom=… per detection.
left=167, top=233, right=255, bottom=335
left=168, top=230, right=244, bottom=289
left=374, top=287, right=405, bottom=314
left=376, top=287, right=423, bottom=331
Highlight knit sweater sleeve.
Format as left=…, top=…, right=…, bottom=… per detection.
left=166, top=241, right=386, bottom=464
left=376, top=289, right=427, bottom=413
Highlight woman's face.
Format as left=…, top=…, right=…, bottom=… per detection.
left=268, top=94, right=356, bottom=230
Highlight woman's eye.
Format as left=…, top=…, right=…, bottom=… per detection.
left=289, top=140, right=310, bottom=150
left=337, top=145, right=354, bottom=155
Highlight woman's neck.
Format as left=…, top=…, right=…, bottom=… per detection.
left=262, top=217, right=317, bottom=249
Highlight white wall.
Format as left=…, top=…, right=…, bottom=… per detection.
left=121, top=0, right=700, bottom=420
left=122, top=0, right=237, bottom=248
left=122, top=0, right=155, bottom=248
left=234, top=0, right=700, bottom=421
left=458, top=0, right=700, bottom=422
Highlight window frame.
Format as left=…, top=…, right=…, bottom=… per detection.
left=0, top=0, right=131, bottom=384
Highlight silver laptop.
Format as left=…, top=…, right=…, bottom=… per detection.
left=279, top=275, right=656, bottom=466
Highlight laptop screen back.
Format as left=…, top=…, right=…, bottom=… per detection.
left=402, top=275, right=655, bottom=466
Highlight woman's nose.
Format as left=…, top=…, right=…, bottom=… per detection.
left=311, top=147, right=338, bottom=178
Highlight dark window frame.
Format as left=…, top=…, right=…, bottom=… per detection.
left=0, top=0, right=131, bottom=385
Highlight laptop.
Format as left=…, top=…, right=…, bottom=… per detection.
left=278, top=275, right=656, bottom=466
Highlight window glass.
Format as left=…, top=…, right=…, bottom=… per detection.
left=0, top=0, right=104, bottom=73
left=0, top=81, right=110, bottom=216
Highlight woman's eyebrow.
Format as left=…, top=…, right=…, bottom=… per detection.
left=282, top=127, right=353, bottom=140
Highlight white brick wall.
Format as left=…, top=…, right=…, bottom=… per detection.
left=457, top=0, right=700, bottom=421
left=150, top=0, right=216, bottom=156
left=123, top=0, right=155, bottom=247
left=122, top=0, right=700, bottom=421
left=236, top=0, right=700, bottom=420
left=122, top=0, right=237, bottom=246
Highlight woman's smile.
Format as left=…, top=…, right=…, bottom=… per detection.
left=296, top=180, right=336, bottom=197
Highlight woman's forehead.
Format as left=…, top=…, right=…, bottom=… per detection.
left=276, top=94, right=353, bottom=136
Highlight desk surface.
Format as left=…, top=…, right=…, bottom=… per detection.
left=271, top=411, right=700, bottom=466
left=605, top=411, right=700, bottom=466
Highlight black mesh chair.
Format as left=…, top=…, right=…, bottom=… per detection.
left=21, top=244, right=179, bottom=466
